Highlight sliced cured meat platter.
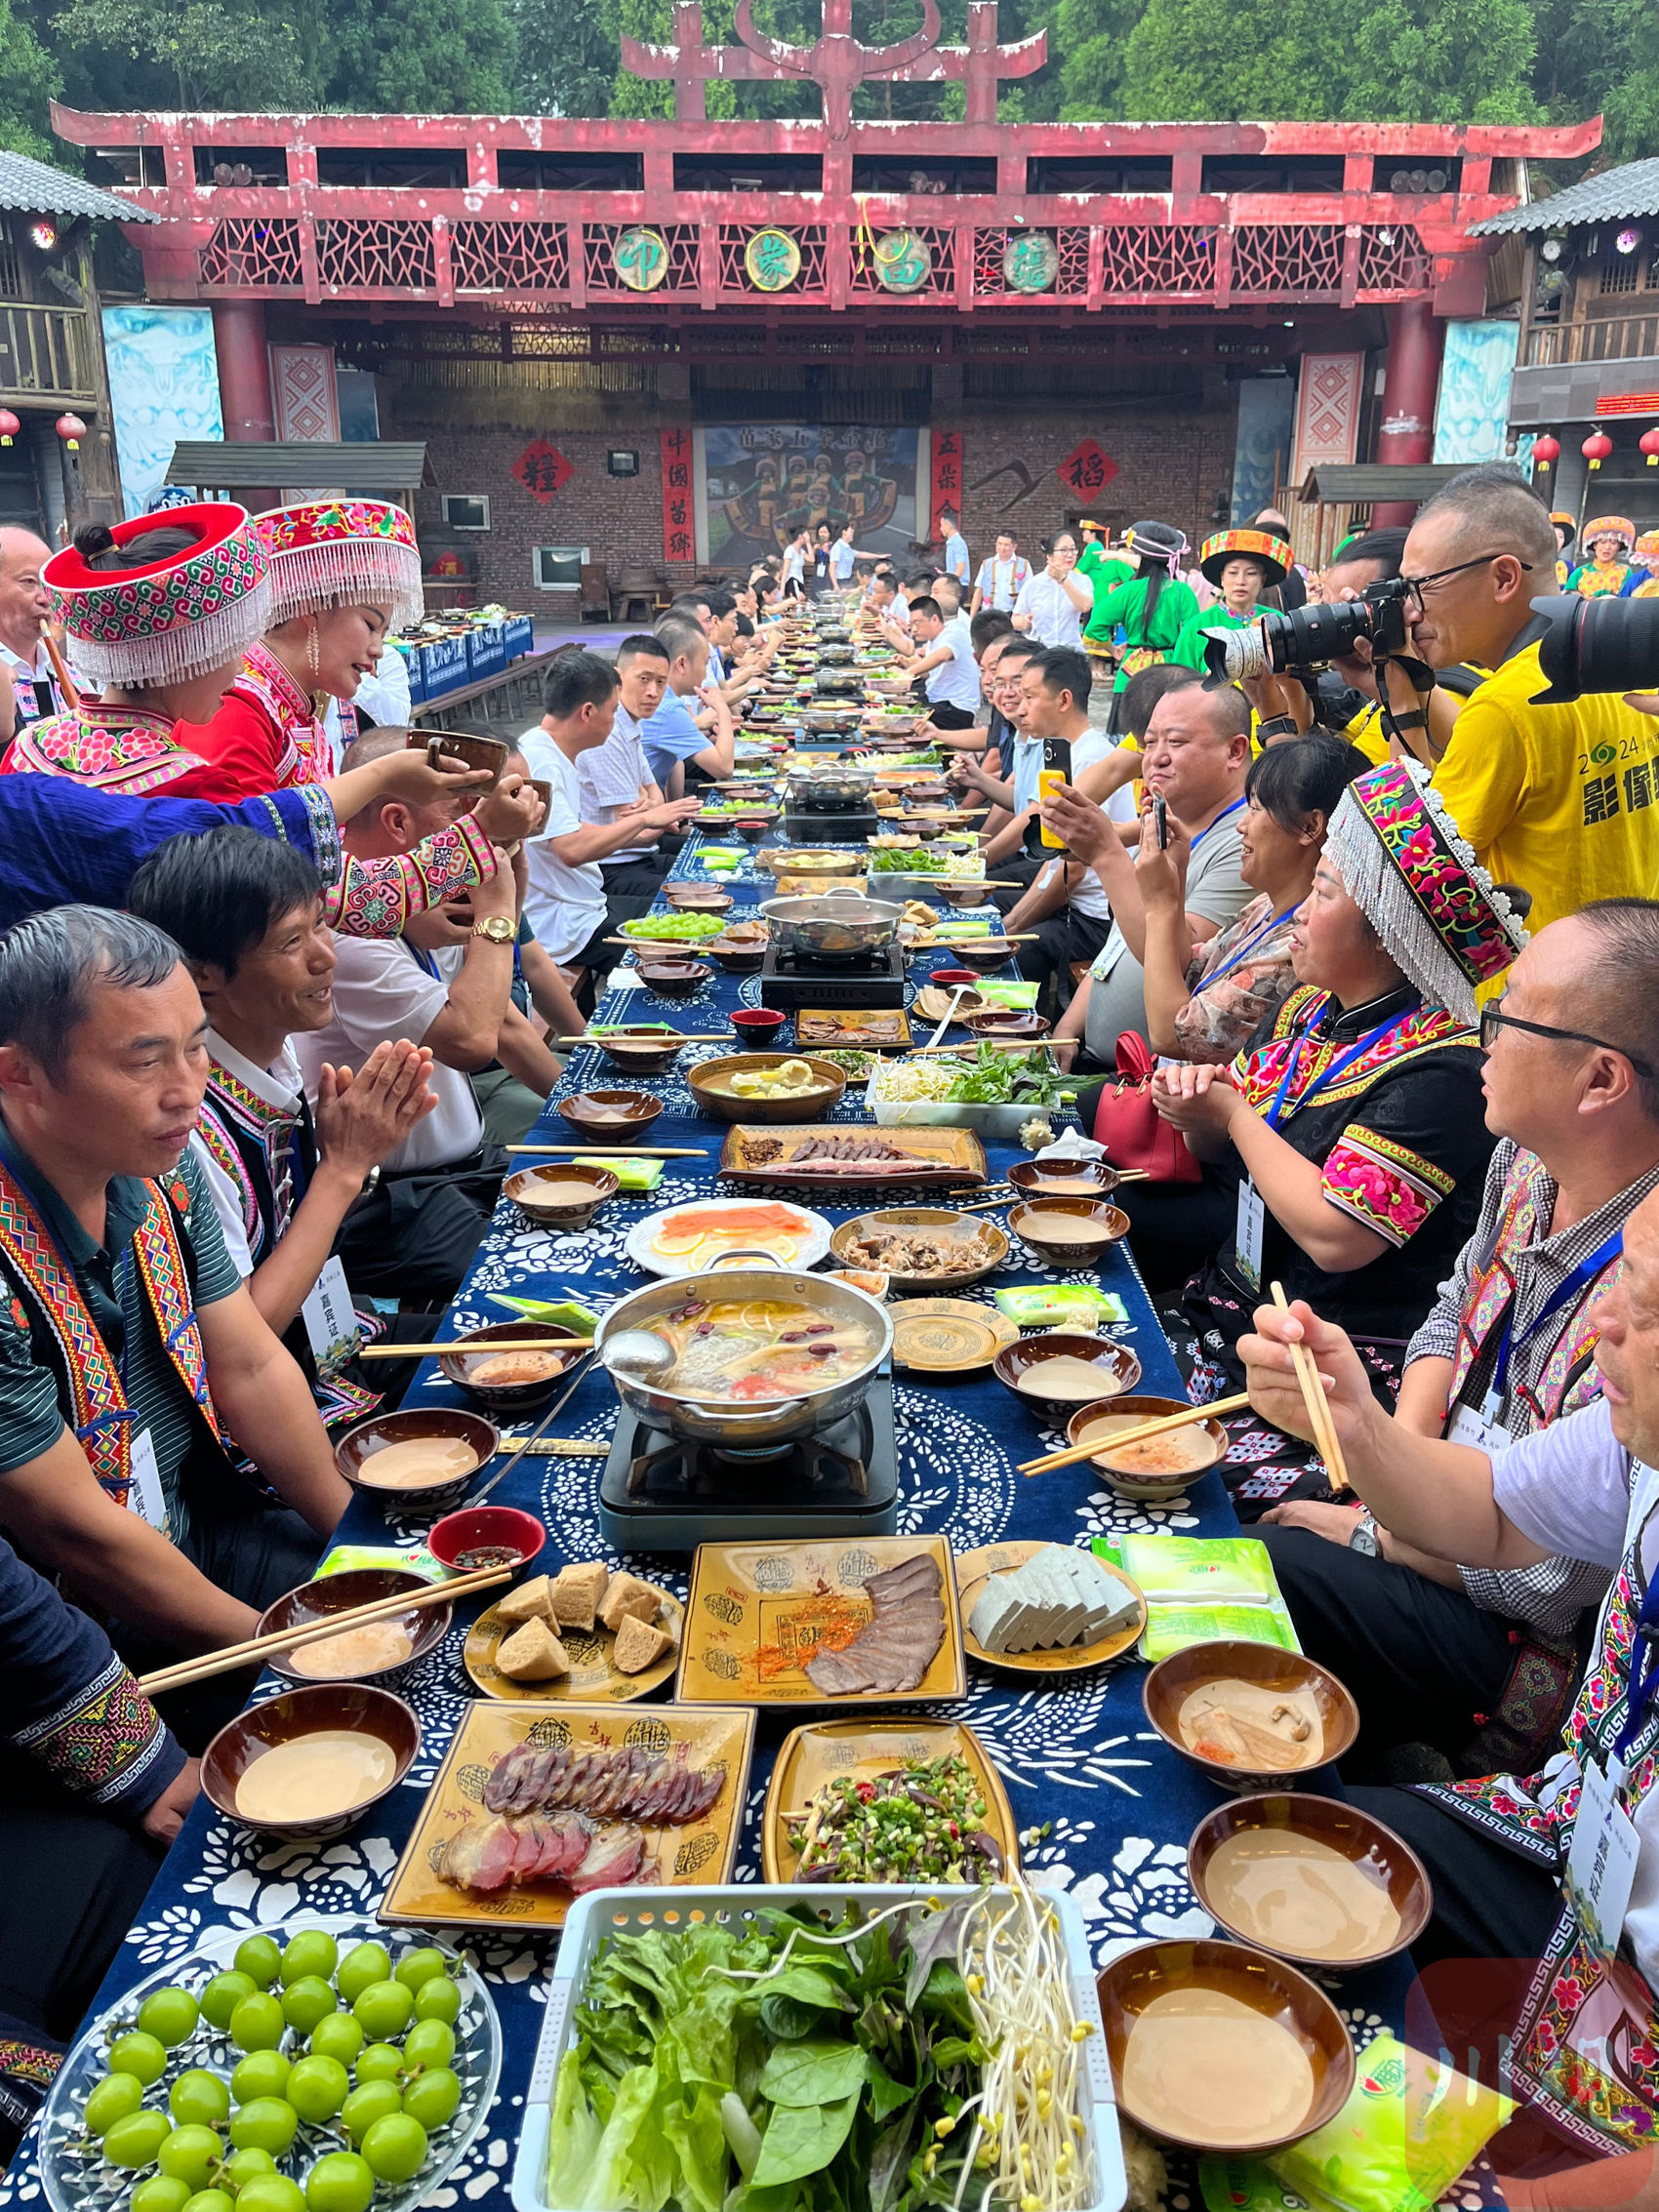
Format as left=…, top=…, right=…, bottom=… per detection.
left=717, top=1123, right=987, bottom=1193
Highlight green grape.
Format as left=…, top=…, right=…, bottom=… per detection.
left=339, top=2082, right=401, bottom=2146
left=280, top=1978, right=337, bottom=2036
left=235, top=2178, right=306, bottom=2212
left=228, top=2098, right=299, bottom=2156
left=201, top=1972, right=259, bottom=2031
left=170, top=2070, right=231, bottom=2128
left=109, top=2031, right=170, bottom=2085
left=399, top=2068, right=460, bottom=2133
left=103, top=2111, right=174, bottom=2169
left=84, top=2071, right=145, bottom=2135
left=412, top=1977, right=460, bottom=2027
left=358, top=2114, right=428, bottom=2186
left=304, top=2152, right=375, bottom=2212
left=277, top=1932, right=338, bottom=1988
left=400, top=2020, right=455, bottom=2074
left=351, top=1981, right=413, bottom=2040
left=228, top=1994, right=286, bottom=2053
left=219, top=2148, right=277, bottom=2192
left=352, top=2044, right=403, bottom=2087
left=285, top=2056, right=348, bottom=2126
left=158, top=2125, right=224, bottom=2191
left=307, top=2015, right=363, bottom=2069
left=229, top=2053, right=290, bottom=2107
left=139, top=1989, right=200, bottom=2049
left=391, top=1948, right=447, bottom=1993
left=333, top=1944, right=389, bottom=2008
left=182, top=2192, right=235, bottom=2212
left=132, top=2175, right=192, bottom=2212
left=232, top=1937, right=283, bottom=1991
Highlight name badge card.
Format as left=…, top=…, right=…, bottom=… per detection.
left=1566, top=1755, right=1640, bottom=1959
left=128, top=1427, right=166, bottom=1529
left=1234, top=1177, right=1266, bottom=1293
left=302, top=1256, right=361, bottom=1381
left=1445, top=1402, right=1513, bottom=1456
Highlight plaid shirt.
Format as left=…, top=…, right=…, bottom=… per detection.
left=1405, top=1138, right=1659, bottom=1635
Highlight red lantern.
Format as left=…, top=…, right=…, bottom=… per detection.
left=0, top=408, right=18, bottom=448
left=1583, top=430, right=1613, bottom=471
left=55, top=413, right=86, bottom=453
left=1641, top=427, right=1659, bottom=468
left=1531, top=432, right=1560, bottom=472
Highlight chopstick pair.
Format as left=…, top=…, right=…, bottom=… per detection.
left=137, top=1564, right=513, bottom=1696
left=1018, top=1392, right=1251, bottom=1477
left=552, top=1032, right=734, bottom=1044
left=356, top=1337, right=588, bottom=1359
left=1270, top=1280, right=1350, bottom=1492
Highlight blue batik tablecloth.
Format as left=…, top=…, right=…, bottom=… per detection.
left=0, top=833, right=1465, bottom=2212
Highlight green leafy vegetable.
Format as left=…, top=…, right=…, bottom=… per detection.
left=750, top=2091, right=861, bottom=2188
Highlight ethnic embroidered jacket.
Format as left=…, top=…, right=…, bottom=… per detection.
left=173, top=640, right=335, bottom=796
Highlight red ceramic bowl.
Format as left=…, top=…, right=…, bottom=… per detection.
left=929, top=967, right=980, bottom=989
left=731, top=1008, right=788, bottom=1046
left=427, top=1505, right=546, bottom=1574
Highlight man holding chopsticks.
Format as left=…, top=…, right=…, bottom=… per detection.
left=0, top=906, right=351, bottom=1748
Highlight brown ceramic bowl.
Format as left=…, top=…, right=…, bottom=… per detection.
left=1008, top=1196, right=1130, bottom=1267
left=258, top=1569, right=450, bottom=1688
left=436, top=1318, right=592, bottom=1410
left=501, top=1161, right=620, bottom=1231
left=409, top=728, right=507, bottom=782
left=706, top=933, right=768, bottom=975
left=664, top=883, right=736, bottom=913
left=1144, top=1639, right=1360, bottom=1792
left=203, top=1682, right=420, bottom=1840
left=636, top=958, right=713, bottom=998
left=688, top=1052, right=847, bottom=1125
left=1096, top=1938, right=1355, bottom=2155
left=593, top=1026, right=686, bottom=1076
left=950, top=935, right=1016, bottom=970
left=991, top=1332, right=1143, bottom=1425
left=557, top=1089, right=665, bottom=1143
left=1009, top=1158, right=1127, bottom=1200
left=734, top=815, right=773, bottom=842
left=962, top=1009, right=1050, bottom=1041
left=334, top=1407, right=501, bottom=1518
left=1067, top=1392, right=1229, bottom=1499
left=1188, top=1792, right=1433, bottom=1969
left=938, top=881, right=993, bottom=910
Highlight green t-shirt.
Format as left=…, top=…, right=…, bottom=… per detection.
left=1077, top=546, right=1131, bottom=593
left=0, top=1126, right=241, bottom=1544
left=1085, top=574, right=1201, bottom=687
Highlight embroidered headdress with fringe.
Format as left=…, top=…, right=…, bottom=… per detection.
left=1324, top=757, right=1528, bottom=1026
left=43, top=504, right=270, bottom=692
left=256, top=500, right=424, bottom=631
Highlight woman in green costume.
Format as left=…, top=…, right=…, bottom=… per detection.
left=1082, top=519, right=1197, bottom=732
left=1169, top=526, right=1295, bottom=671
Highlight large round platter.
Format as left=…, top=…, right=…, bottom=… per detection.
left=954, top=1539, right=1147, bottom=1676
left=889, top=1297, right=1019, bottom=1374
left=465, top=1589, right=684, bottom=1703
left=39, top=1916, right=501, bottom=2212
left=623, top=1197, right=834, bottom=1278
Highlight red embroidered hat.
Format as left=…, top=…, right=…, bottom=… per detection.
left=43, top=503, right=271, bottom=691
left=1325, top=758, right=1529, bottom=1026
left=256, top=500, right=425, bottom=630
left=1197, top=527, right=1293, bottom=588
left=1582, top=516, right=1636, bottom=550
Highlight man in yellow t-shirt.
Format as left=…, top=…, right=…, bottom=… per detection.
left=1397, top=464, right=1659, bottom=951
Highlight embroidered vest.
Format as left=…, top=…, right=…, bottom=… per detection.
left=229, top=642, right=332, bottom=787
left=1233, top=985, right=1477, bottom=1117
left=1447, top=1148, right=1622, bottom=1435
left=1425, top=1475, right=1659, bottom=2157
left=0, top=1161, right=221, bottom=1508
left=2, top=703, right=210, bottom=794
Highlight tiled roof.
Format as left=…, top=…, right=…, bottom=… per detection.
left=0, top=148, right=160, bottom=223
left=1471, top=157, right=1659, bottom=236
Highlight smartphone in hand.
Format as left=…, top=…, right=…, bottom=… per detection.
left=1153, top=794, right=1169, bottom=850
left=1038, top=737, right=1072, bottom=852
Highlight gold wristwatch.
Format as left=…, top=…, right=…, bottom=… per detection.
left=470, top=914, right=516, bottom=945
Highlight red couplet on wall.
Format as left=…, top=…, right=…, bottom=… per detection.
left=661, top=426, right=694, bottom=564
left=931, top=429, right=963, bottom=536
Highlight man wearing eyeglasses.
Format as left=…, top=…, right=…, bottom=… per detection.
left=1255, top=899, right=1659, bottom=1790
left=1396, top=463, right=1659, bottom=951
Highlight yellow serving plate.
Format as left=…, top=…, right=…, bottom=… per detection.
left=464, top=1589, right=684, bottom=1704
left=761, top=1716, right=1021, bottom=1884
left=955, top=1540, right=1147, bottom=1676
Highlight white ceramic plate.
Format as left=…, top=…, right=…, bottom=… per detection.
left=624, top=1199, right=835, bottom=1278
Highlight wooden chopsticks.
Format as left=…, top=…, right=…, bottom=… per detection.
left=1271, top=1280, right=1349, bottom=1492
left=1018, top=1391, right=1251, bottom=1477
left=505, top=1145, right=708, bottom=1157
left=553, top=1032, right=734, bottom=1043
left=137, top=1564, right=514, bottom=1695
left=355, top=1338, right=589, bottom=1359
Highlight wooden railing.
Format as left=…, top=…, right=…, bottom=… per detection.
left=0, top=303, right=98, bottom=402
left=1522, top=312, right=1659, bottom=369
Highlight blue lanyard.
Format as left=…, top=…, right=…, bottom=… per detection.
left=1485, top=1227, right=1623, bottom=1410
left=1191, top=796, right=1245, bottom=852
left=1202, top=904, right=1298, bottom=991
left=1262, top=1001, right=1418, bottom=1130
left=1617, top=1563, right=1659, bottom=1767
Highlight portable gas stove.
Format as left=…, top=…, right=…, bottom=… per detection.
left=597, top=1369, right=899, bottom=1548
left=760, top=937, right=908, bottom=1012
left=782, top=804, right=880, bottom=845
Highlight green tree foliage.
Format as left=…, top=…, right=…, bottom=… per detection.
left=0, top=0, right=61, bottom=159
left=47, top=0, right=303, bottom=108
left=1529, top=0, right=1659, bottom=161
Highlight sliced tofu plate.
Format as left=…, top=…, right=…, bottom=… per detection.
left=955, top=1540, right=1146, bottom=1676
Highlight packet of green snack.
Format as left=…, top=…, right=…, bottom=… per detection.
left=972, top=978, right=1042, bottom=1009
left=487, top=1294, right=599, bottom=1335
left=315, top=1544, right=452, bottom=1582
left=1267, top=2034, right=1514, bottom=2212
left=995, top=1284, right=1131, bottom=1328
left=1113, top=1533, right=1280, bottom=1601
left=575, top=1154, right=664, bottom=1191
left=1198, top=2157, right=1308, bottom=2210
left=1140, top=1599, right=1300, bottom=1661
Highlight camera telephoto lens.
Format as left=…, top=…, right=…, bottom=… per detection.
left=1530, top=593, right=1659, bottom=704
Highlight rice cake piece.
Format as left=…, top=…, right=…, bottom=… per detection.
left=494, top=1574, right=556, bottom=1628
left=612, top=1615, right=674, bottom=1675
left=597, top=1571, right=662, bottom=1632
left=550, top=1560, right=609, bottom=1633
left=496, top=1617, right=571, bottom=1682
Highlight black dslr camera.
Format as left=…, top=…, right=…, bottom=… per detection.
left=1528, top=594, right=1659, bottom=703
left=1202, top=577, right=1414, bottom=684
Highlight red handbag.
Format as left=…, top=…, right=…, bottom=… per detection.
left=1091, top=1030, right=1202, bottom=1185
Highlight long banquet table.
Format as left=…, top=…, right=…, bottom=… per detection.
left=0, top=826, right=1483, bottom=2211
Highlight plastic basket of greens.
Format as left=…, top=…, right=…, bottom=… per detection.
left=870, top=1045, right=1079, bottom=1141
left=510, top=1881, right=1124, bottom=2212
